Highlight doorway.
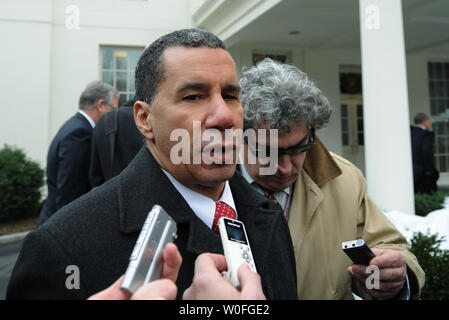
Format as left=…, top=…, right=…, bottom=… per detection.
left=341, top=96, right=365, bottom=174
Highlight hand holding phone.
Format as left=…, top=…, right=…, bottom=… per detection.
left=342, top=239, right=375, bottom=265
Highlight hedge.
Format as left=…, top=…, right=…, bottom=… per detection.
left=0, top=145, right=44, bottom=222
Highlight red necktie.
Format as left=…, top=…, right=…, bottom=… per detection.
left=212, top=201, right=236, bottom=233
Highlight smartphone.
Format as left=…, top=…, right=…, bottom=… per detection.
left=342, top=239, right=375, bottom=265
left=120, top=205, right=177, bottom=295
left=218, top=217, right=257, bottom=289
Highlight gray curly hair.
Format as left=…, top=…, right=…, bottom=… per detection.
left=240, top=58, right=332, bottom=132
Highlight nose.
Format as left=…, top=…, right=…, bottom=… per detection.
left=276, top=154, right=293, bottom=177
left=205, top=94, right=234, bottom=131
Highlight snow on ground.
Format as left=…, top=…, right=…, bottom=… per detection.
left=383, top=197, right=449, bottom=250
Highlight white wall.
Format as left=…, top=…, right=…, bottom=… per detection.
left=0, top=0, right=193, bottom=168
left=406, top=53, right=431, bottom=122
left=188, top=0, right=208, bottom=16
left=49, top=0, right=193, bottom=141
left=0, top=0, right=53, bottom=166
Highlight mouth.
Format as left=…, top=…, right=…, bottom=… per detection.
left=202, top=144, right=236, bottom=164
left=202, top=142, right=236, bottom=153
left=270, top=175, right=292, bottom=183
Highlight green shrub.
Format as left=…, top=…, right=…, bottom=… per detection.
left=0, top=145, right=44, bottom=222
left=409, top=231, right=449, bottom=300
left=414, top=191, right=448, bottom=216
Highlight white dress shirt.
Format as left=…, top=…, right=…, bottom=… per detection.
left=240, top=162, right=292, bottom=220
left=162, top=169, right=237, bottom=229
left=78, top=110, right=95, bottom=128
left=416, top=124, right=427, bottom=131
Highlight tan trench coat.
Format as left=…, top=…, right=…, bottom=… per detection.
left=288, top=138, right=425, bottom=299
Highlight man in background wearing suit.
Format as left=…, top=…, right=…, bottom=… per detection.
left=8, top=29, right=297, bottom=300
left=89, top=97, right=142, bottom=188
left=38, top=81, right=118, bottom=225
left=411, top=112, right=438, bottom=194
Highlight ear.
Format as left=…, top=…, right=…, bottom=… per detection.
left=134, top=101, right=154, bottom=140
left=95, top=99, right=105, bottom=112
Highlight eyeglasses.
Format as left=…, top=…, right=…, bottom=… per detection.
left=244, top=127, right=315, bottom=158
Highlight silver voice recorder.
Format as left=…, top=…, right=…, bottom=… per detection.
left=120, top=205, right=177, bottom=295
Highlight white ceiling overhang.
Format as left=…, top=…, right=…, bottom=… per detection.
left=194, top=0, right=449, bottom=55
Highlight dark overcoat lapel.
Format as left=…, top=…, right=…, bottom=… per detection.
left=117, top=146, right=222, bottom=251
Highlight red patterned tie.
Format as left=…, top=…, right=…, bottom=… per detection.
left=212, top=201, right=236, bottom=233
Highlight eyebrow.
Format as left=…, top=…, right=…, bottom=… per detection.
left=176, top=82, right=209, bottom=95
left=175, top=82, right=240, bottom=95
left=223, top=84, right=241, bottom=94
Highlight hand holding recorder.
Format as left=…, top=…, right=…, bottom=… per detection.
left=90, top=207, right=266, bottom=300
left=90, top=205, right=181, bottom=300
left=184, top=217, right=264, bottom=300
left=218, top=217, right=257, bottom=289
left=183, top=253, right=266, bottom=300
left=88, top=242, right=182, bottom=300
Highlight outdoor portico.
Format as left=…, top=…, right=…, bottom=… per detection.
left=193, top=0, right=449, bottom=215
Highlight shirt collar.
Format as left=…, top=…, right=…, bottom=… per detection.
left=416, top=124, right=427, bottom=131
left=239, top=157, right=255, bottom=185
left=78, top=110, right=95, bottom=128
left=161, top=169, right=237, bottom=229
left=240, top=162, right=290, bottom=195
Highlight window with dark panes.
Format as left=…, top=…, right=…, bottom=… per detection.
left=428, top=62, right=449, bottom=172
left=100, top=46, right=144, bottom=106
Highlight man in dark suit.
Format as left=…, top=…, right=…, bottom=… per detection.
left=7, top=29, right=297, bottom=300
left=411, top=113, right=438, bottom=194
left=89, top=98, right=143, bottom=188
left=38, top=81, right=118, bottom=225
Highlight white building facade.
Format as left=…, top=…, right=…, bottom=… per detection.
left=0, top=0, right=194, bottom=165
left=1, top=0, right=448, bottom=214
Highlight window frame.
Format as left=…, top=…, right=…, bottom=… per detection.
left=428, top=61, right=449, bottom=173
left=99, top=45, right=144, bottom=106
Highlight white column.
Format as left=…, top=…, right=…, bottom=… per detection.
left=359, top=0, right=415, bottom=214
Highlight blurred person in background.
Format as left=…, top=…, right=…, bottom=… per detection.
left=39, top=81, right=118, bottom=225
left=411, top=112, right=438, bottom=194
left=89, top=96, right=142, bottom=188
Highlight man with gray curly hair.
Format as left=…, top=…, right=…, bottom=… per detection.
left=239, top=58, right=424, bottom=300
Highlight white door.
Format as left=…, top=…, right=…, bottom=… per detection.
left=341, top=99, right=365, bottom=175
